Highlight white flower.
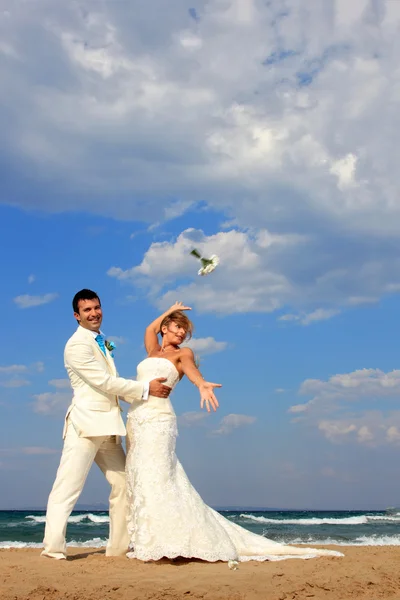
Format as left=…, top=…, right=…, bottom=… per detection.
left=198, top=255, right=219, bottom=276
left=190, top=249, right=220, bottom=276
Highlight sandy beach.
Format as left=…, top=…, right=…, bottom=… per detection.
left=1, top=546, right=400, bottom=600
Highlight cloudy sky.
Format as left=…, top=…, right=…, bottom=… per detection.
left=1, top=0, right=400, bottom=510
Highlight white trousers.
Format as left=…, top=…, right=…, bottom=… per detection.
left=41, top=422, right=129, bottom=559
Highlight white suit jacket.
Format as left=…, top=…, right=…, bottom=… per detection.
left=62, top=325, right=144, bottom=438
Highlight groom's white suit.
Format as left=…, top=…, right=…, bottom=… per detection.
left=42, top=324, right=147, bottom=559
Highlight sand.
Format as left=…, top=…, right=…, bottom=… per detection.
left=1, top=546, right=400, bottom=600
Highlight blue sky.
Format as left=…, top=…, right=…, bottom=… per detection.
left=1, top=0, right=400, bottom=510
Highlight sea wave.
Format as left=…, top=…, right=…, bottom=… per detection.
left=240, top=514, right=368, bottom=525
left=25, top=513, right=109, bottom=525
left=364, top=515, right=400, bottom=522
left=0, top=537, right=107, bottom=549
left=17, top=512, right=400, bottom=528
left=293, top=535, right=400, bottom=546
left=2, top=534, right=400, bottom=549
left=239, top=514, right=400, bottom=526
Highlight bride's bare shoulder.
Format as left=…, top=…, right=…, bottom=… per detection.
left=178, top=347, right=194, bottom=360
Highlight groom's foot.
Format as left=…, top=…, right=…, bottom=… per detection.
left=41, top=550, right=67, bottom=560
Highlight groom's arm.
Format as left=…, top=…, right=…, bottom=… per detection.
left=65, top=341, right=144, bottom=403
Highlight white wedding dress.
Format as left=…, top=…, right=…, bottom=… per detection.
left=126, top=358, right=343, bottom=563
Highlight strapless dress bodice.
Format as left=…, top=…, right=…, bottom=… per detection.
left=128, top=357, right=180, bottom=421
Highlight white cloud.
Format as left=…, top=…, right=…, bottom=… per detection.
left=0, top=3, right=396, bottom=233
left=278, top=314, right=300, bottom=323
left=108, top=228, right=296, bottom=314
left=357, top=425, right=374, bottom=444
left=3, top=2, right=400, bottom=316
left=386, top=426, right=400, bottom=444
left=178, top=412, right=209, bottom=427
left=109, top=223, right=400, bottom=319
left=0, top=365, right=28, bottom=374
left=13, top=293, right=58, bottom=309
left=48, top=379, right=71, bottom=389
left=316, top=413, right=395, bottom=446
left=182, top=337, right=228, bottom=356
left=279, top=309, right=341, bottom=326
left=289, top=403, right=312, bottom=414
left=0, top=379, right=30, bottom=388
left=28, top=274, right=35, bottom=284
left=33, top=392, right=70, bottom=415
left=330, top=153, right=358, bottom=190
left=211, top=413, right=256, bottom=436
left=0, top=362, right=44, bottom=388
left=318, top=420, right=357, bottom=442
left=290, top=368, right=400, bottom=446
left=300, top=369, right=400, bottom=401
left=301, top=309, right=341, bottom=325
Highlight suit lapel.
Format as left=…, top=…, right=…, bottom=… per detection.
left=76, top=326, right=113, bottom=372
left=105, top=346, right=117, bottom=375
left=91, top=337, right=113, bottom=372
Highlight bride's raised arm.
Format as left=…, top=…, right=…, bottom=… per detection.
left=180, top=348, right=221, bottom=413
left=144, top=301, right=191, bottom=354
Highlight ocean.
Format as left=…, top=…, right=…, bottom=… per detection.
left=1, top=509, right=400, bottom=549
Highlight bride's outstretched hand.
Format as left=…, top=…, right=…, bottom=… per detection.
left=169, top=301, right=192, bottom=312
left=199, top=381, right=221, bottom=412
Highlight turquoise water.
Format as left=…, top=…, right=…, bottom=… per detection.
left=1, top=509, right=400, bottom=549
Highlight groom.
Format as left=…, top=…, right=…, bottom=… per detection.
left=41, top=289, right=171, bottom=559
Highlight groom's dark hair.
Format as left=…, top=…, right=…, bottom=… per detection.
left=72, top=289, right=101, bottom=313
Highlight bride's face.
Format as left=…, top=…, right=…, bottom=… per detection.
left=162, top=321, right=187, bottom=346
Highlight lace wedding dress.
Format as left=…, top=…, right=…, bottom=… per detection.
left=126, top=358, right=343, bottom=563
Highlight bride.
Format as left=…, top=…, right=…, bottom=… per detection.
left=125, top=303, right=343, bottom=563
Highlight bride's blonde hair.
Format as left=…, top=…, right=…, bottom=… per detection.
left=160, top=310, right=194, bottom=341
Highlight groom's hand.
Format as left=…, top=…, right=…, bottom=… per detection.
left=149, top=377, right=172, bottom=398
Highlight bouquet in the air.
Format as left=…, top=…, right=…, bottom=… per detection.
left=190, top=249, right=220, bottom=276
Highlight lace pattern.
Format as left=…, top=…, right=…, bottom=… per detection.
left=126, top=411, right=238, bottom=562
left=125, top=358, right=344, bottom=563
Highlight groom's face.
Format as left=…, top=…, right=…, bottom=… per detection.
left=74, top=298, right=103, bottom=332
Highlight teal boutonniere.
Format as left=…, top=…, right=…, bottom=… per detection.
left=105, top=340, right=116, bottom=357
